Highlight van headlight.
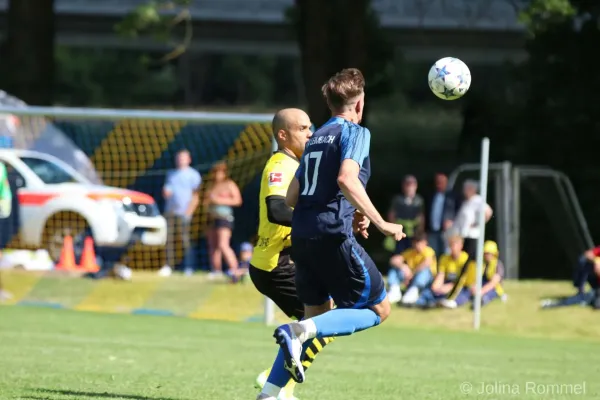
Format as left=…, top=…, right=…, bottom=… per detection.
left=98, top=199, right=126, bottom=217
left=121, top=197, right=137, bottom=214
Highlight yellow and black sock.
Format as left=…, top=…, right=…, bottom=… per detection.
left=280, top=337, right=335, bottom=396
left=300, top=336, right=334, bottom=370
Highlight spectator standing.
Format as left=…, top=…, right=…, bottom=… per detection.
left=206, top=162, right=242, bottom=279
left=426, top=173, right=457, bottom=259
left=450, top=180, right=492, bottom=259
left=159, top=150, right=202, bottom=277
left=0, top=161, right=13, bottom=301
left=385, top=175, right=424, bottom=254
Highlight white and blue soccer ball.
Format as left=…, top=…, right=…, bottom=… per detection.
left=428, top=57, right=471, bottom=100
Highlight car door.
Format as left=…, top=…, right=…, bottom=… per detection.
left=1, top=161, right=24, bottom=247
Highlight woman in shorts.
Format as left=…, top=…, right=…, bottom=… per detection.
left=206, top=162, right=242, bottom=279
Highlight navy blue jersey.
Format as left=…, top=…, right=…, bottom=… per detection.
left=291, top=116, right=371, bottom=238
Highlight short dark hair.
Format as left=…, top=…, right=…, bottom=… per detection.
left=413, top=232, right=428, bottom=243
left=213, top=161, right=228, bottom=175
left=321, top=68, right=365, bottom=109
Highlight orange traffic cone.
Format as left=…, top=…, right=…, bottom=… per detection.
left=55, top=235, right=77, bottom=270
left=79, top=236, right=100, bottom=273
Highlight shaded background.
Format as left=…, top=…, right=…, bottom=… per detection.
left=0, top=0, right=597, bottom=279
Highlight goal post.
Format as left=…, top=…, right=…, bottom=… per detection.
left=448, top=143, right=592, bottom=330
left=0, top=104, right=274, bottom=275
left=473, top=138, right=490, bottom=331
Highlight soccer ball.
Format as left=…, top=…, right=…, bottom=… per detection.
left=427, top=57, right=471, bottom=100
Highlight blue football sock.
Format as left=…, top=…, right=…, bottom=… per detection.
left=265, top=348, right=290, bottom=388
left=311, top=308, right=381, bottom=337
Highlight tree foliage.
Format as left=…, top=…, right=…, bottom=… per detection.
left=518, top=0, right=600, bottom=167
left=461, top=0, right=600, bottom=165
left=290, top=0, right=393, bottom=126
left=517, top=0, right=575, bottom=33
left=54, top=48, right=178, bottom=107
left=118, top=0, right=393, bottom=124
left=115, top=0, right=192, bottom=61
left=0, top=0, right=55, bottom=105
left=458, top=0, right=600, bottom=277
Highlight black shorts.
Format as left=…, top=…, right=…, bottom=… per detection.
left=292, top=236, right=387, bottom=309
left=249, top=249, right=304, bottom=320
left=212, top=218, right=234, bottom=230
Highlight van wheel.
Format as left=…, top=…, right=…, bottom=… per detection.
left=42, top=212, right=89, bottom=262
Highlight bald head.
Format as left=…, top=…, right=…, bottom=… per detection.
left=272, top=108, right=312, bottom=158
left=272, top=108, right=309, bottom=141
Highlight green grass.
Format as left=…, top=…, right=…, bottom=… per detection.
left=3, top=271, right=600, bottom=340
left=2, top=274, right=600, bottom=399
left=1, top=306, right=599, bottom=400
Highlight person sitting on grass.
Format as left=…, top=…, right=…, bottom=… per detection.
left=415, top=235, right=469, bottom=308
left=387, top=232, right=436, bottom=305
left=540, top=245, right=600, bottom=309
left=229, top=242, right=253, bottom=283
left=440, top=240, right=505, bottom=309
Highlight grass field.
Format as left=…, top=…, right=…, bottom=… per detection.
left=2, top=272, right=600, bottom=399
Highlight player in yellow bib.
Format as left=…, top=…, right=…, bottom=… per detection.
left=250, top=108, right=333, bottom=400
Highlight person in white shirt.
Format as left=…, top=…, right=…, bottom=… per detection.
left=449, top=180, right=493, bottom=259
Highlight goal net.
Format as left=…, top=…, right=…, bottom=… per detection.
left=514, top=167, right=593, bottom=280
left=448, top=162, right=592, bottom=281
left=0, top=106, right=273, bottom=272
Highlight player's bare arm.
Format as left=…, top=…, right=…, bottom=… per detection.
left=286, top=177, right=300, bottom=208
left=337, top=159, right=405, bottom=241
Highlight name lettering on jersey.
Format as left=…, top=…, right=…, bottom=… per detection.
left=268, top=172, right=283, bottom=186
left=306, top=135, right=335, bottom=147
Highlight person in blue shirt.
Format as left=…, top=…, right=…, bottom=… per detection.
left=160, top=149, right=202, bottom=277
left=256, top=68, right=406, bottom=400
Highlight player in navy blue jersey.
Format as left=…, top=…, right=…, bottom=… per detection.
left=256, top=68, right=406, bottom=400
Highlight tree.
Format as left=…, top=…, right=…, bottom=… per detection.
left=115, top=0, right=193, bottom=62
left=517, top=0, right=600, bottom=167
left=459, top=0, right=600, bottom=278
left=1, top=0, right=55, bottom=105
left=290, top=0, right=393, bottom=126
left=292, top=0, right=369, bottom=125
left=120, top=0, right=393, bottom=125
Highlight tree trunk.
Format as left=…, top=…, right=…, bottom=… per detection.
left=4, top=0, right=55, bottom=105
left=295, top=0, right=370, bottom=127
